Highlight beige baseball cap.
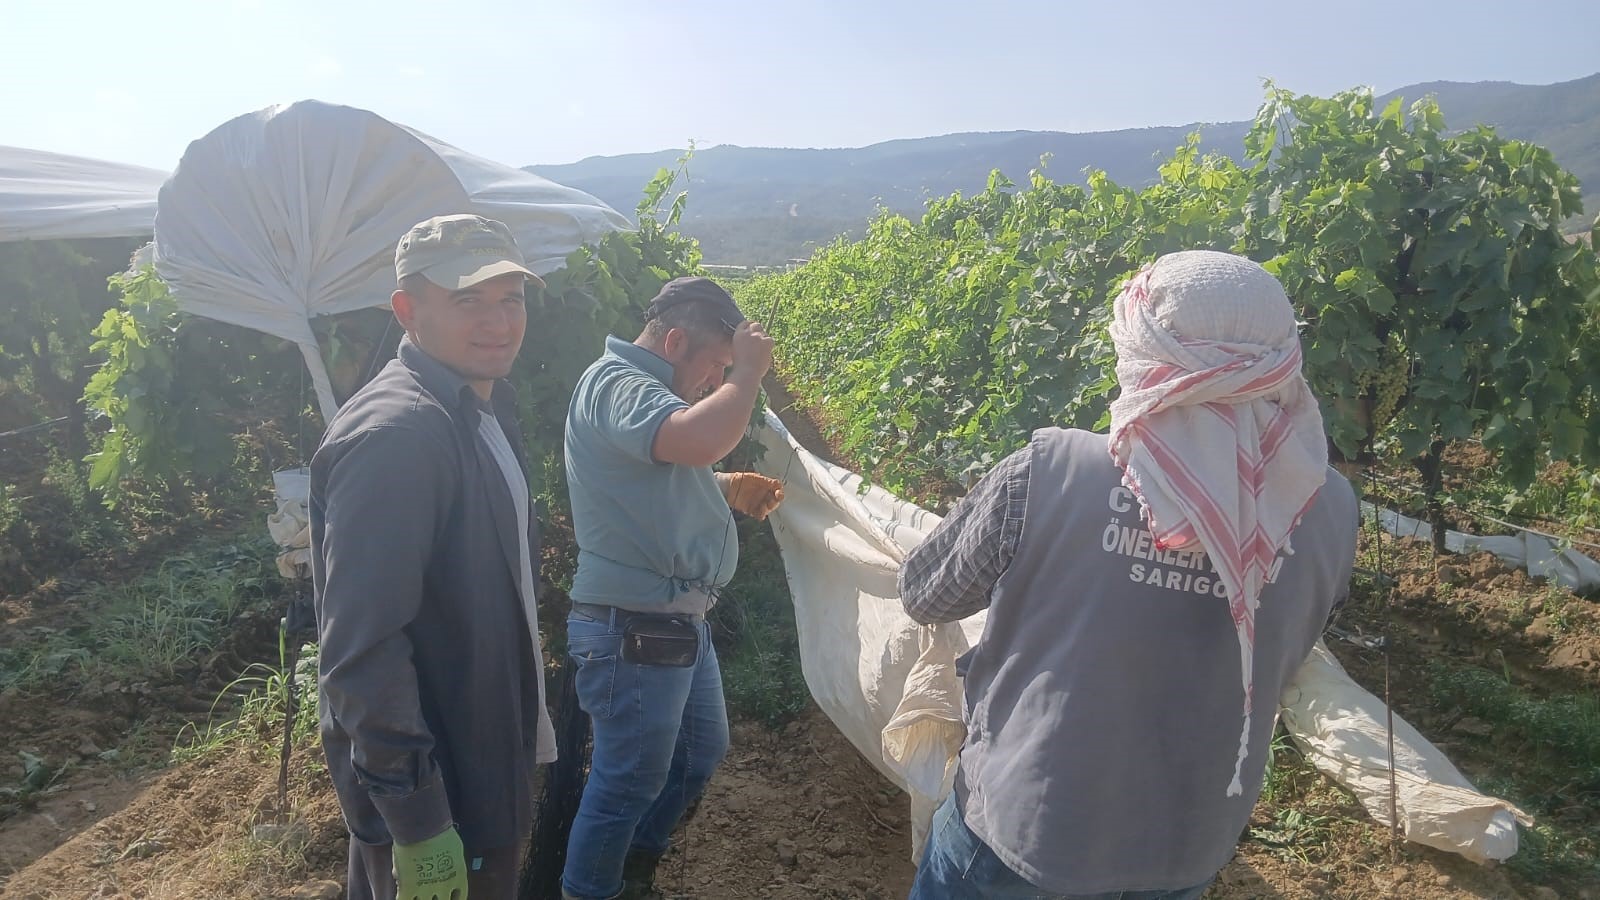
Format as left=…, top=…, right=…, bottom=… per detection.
left=394, top=214, right=544, bottom=290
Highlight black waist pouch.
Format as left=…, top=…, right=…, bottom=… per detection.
left=622, top=615, right=699, bottom=668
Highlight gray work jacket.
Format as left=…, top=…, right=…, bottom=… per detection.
left=311, top=337, right=548, bottom=851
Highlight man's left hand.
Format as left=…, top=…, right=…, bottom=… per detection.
left=719, top=472, right=784, bottom=520
left=392, top=826, right=469, bottom=900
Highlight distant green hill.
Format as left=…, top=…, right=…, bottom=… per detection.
left=526, top=73, right=1600, bottom=264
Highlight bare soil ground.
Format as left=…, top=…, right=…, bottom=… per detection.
left=4, top=424, right=1598, bottom=898
left=0, top=687, right=1576, bottom=900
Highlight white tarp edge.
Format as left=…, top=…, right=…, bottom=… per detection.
left=753, top=411, right=1524, bottom=863
left=0, top=145, right=165, bottom=242
left=269, top=468, right=312, bottom=580
left=1362, top=501, right=1600, bottom=594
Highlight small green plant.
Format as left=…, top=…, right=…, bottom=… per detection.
left=1539, top=587, right=1574, bottom=635
left=1447, top=461, right=1600, bottom=537
left=1249, top=727, right=1352, bottom=864
left=1258, top=727, right=1301, bottom=805
left=1510, top=817, right=1600, bottom=885
left=0, top=750, right=73, bottom=816
left=85, top=545, right=273, bottom=680
left=1250, top=807, right=1339, bottom=865
left=172, top=643, right=319, bottom=764
left=1504, top=592, right=1532, bottom=628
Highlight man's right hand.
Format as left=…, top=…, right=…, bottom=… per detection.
left=730, top=320, right=775, bottom=383
left=720, top=472, right=786, bottom=520
left=653, top=320, right=776, bottom=468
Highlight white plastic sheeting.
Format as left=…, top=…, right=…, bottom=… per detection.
left=752, top=411, right=1524, bottom=863
left=1364, top=502, right=1600, bottom=594
left=151, top=100, right=632, bottom=420
left=0, top=145, right=165, bottom=241
left=269, top=468, right=312, bottom=580
left=1281, top=642, right=1528, bottom=863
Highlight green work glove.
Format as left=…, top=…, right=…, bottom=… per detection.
left=393, top=826, right=469, bottom=900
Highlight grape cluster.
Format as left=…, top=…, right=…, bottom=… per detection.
left=1357, top=334, right=1410, bottom=432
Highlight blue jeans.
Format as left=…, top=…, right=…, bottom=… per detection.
left=910, top=792, right=1214, bottom=900
left=561, top=609, right=730, bottom=900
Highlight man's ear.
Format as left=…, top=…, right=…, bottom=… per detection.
left=662, top=326, right=689, bottom=362
left=392, top=289, right=417, bottom=331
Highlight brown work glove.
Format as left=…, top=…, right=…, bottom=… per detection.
left=721, top=472, right=785, bottom=520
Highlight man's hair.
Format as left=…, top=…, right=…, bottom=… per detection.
left=641, top=298, right=733, bottom=349
left=398, top=273, right=432, bottom=297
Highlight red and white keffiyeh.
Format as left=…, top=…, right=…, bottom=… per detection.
left=1107, top=251, right=1328, bottom=796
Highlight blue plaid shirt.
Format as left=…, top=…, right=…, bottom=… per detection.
left=899, top=445, right=1032, bottom=624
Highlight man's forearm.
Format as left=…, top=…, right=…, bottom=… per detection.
left=662, top=372, right=761, bottom=466
left=898, top=445, right=1031, bottom=624
left=900, top=539, right=997, bottom=624
left=320, top=636, right=454, bottom=844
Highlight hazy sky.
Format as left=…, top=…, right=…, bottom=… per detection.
left=2, top=0, right=1596, bottom=171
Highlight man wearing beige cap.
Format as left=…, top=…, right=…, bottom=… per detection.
left=312, top=214, right=557, bottom=900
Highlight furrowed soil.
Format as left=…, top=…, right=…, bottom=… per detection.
left=3, top=425, right=1598, bottom=899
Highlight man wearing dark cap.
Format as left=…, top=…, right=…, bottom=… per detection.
left=560, top=276, right=782, bottom=900
left=312, top=214, right=556, bottom=900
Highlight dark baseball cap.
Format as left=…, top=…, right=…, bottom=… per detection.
left=643, top=276, right=745, bottom=332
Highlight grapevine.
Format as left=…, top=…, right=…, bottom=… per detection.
left=741, top=85, right=1600, bottom=505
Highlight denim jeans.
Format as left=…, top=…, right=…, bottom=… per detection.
left=910, top=792, right=1215, bottom=900
left=561, top=608, right=730, bottom=900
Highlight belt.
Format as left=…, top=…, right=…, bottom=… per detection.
left=569, top=602, right=706, bottom=624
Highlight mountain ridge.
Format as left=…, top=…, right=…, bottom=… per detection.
left=525, top=73, right=1600, bottom=263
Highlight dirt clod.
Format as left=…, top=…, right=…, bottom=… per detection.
left=282, top=880, right=342, bottom=900
left=120, top=838, right=165, bottom=860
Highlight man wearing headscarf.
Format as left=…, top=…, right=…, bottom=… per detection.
left=899, top=251, right=1359, bottom=899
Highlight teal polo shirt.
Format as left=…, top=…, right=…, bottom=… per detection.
left=564, top=336, right=737, bottom=614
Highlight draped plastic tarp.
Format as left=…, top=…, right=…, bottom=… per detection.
left=1280, top=642, right=1527, bottom=863
left=0, top=145, right=165, bottom=241
left=752, top=411, right=1524, bottom=863
left=1364, top=502, right=1600, bottom=594
left=151, top=100, right=632, bottom=420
